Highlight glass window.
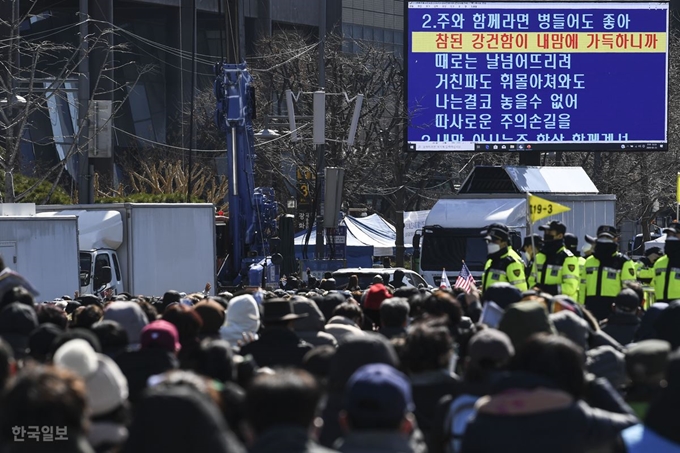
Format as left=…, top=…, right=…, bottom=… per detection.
left=79, top=253, right=92, bottom=276
left=44, top=80, right=77, bottom=176
left=127, top=84, right=156, bottom=143
left=421, top=228, right=488, bottom=273
left=374, top=28, right=384, bottom=42
left=94, top=254, right=111, bottom=288
left=384, top=29, right=394, bottom=44
left=342, top=23, right=352, bottom=37
left=112, top=253, right=122, bottom=282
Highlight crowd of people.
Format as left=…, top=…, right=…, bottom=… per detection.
left=0, top=218, right=679, bottom=453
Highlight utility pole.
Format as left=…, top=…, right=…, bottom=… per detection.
left=77, top=0, right=91, bottom=204
left=186, top=0, right=197, bottom=202
left=314, top=0, right=326, bottom=260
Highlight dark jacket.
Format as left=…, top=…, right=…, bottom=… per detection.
left=293, top=299, right=338, bottom=348
left=410, top=370, right=461, bottom=450
left=239, top=327, right=313, bottom=369
left=122, top=385, right=244, bottom=453
left=115, top=348, right=178, bottom=404
left=319, top=335, right=401, bottom=449
left=428, top=378, right=500, bottom=453
left=461, top=373, right=637, bottom=453
left=601, top=311, right=641, bottom=346
left=378, top=326, right=407, bottom=339
left=250, top=426, right=338, bottom=453
left=337, top=431, right=415, bottom=453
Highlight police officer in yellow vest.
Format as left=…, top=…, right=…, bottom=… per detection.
left=579, top=225, right=637, bottom=321
left=521, top=234, right=543, bottom=280
left=528, top=221, right=580, bottom=298
left=482, top=223, right=528, bottom=292
left=653, top=224, right=680, bottom=302
left=637, top=246, right=662, bottom=285
left=565, top=233, right=587, bottom=276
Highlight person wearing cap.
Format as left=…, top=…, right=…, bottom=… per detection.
left=565, top=233, right=586, bottom=276
left=239, top=298, right=313, bottom=368
left=53, top=339, right=130, bottom=451
left=528, top=221, right=580, bottom=299
left=481, top=224, right=527, bottom=293
left=636, top=247, right=663, bottom=285
left=599, top=289, right=642, bottom=346
left=617, top=349, right=680, bottom=452
left=652, top=222, right=680, bottom=303
left=623, top=339, right=671, bottom=419
left=521, top=234, right=543, bottom=281
left=337, top=363, right=417, bottom=453
left=461, top=334, right=637, bottom=453
left=579, top=226, right=637, bottom=321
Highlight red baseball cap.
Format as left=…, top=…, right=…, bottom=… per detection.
left=140, top=320, right=181, bottom=353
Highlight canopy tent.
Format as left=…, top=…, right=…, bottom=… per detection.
left=645, top=234, right=667, bottom=252
left=294, top=214, right=412, bottom=268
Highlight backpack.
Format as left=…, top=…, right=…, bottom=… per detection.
left=443, top=393, right=480, bottom=453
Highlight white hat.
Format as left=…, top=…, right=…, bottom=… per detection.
left=54, top=339, right=129, bottom=416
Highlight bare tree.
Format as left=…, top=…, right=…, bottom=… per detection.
left=0, top=2, right=150, bottom=203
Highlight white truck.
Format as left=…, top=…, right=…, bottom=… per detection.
left=37, top=203, right=216, bottom=297
left=415, top=166, right=617, bottom=287
left=0, top=203, right=80, bottom=301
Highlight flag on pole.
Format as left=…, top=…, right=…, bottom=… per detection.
left=454, top=262, right=477, bottom=293
left=528, top=193, right=571, bottom=223
left=440, top=268, right=451, bottom=289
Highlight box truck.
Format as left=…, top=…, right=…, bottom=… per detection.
left=0, top=203, right=80, bottom=301
left=37, top=203, right=216, bottom=297
left=415, top=166, right=617, bottom=287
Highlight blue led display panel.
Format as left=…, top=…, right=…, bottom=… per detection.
left=405, top=2, right=669, bottom=152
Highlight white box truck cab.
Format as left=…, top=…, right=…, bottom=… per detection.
left=416, top=166, right=616, bottom=288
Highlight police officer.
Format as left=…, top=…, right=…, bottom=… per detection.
left=652, top=223, right=680, bottom=302
left=579, top=225, right=637, bottom=321
left=637, top=247, right=662, bottom=285
left=521, top=234, right=543, bottom=280
left=481, top=223, right=527, bottom=292
left=565, top=233, right=586, bottom=273
left=528, top=221, right=580, bottom=298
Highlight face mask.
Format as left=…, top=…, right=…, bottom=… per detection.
left=487, top=242, right=501, bottom=255
left=521, top=251, right=530, bottom=262
left=593, top=241, right=618, bottom=260
left=543, top=234, right=555, bottom=242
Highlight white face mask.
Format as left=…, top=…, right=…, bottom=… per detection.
left=487, top=242, right=502, bottom=255
left=521, top=251, right=530, bottom=263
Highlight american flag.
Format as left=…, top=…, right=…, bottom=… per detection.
left=454, top=262, right=477, bottom=293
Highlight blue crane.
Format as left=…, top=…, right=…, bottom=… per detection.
left=214, top=62, right=279, bottom=288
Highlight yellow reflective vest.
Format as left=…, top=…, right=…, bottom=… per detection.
left=579, top=253, right=637, bottom=319
left=652, top=255, right=680, bottom=302
left=483, top=248, right=528, bottom=292
left=528, top=246, right=580, bottom=298
left=635, top=259, right=655, bottom=285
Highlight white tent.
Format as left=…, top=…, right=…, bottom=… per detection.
left=645, top=234, right=667, bottom=252
left=294, top=214, right=413, bottom=267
